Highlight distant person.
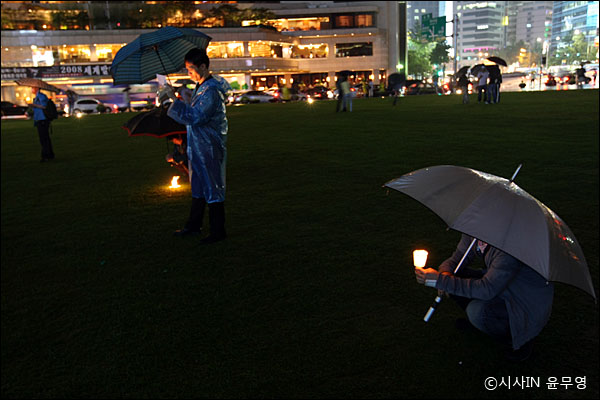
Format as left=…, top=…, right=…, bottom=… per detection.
left=66, top=90, right=77, bottom=116
left=575, top=65, right=587, bottom=89
left=335, top=77, right=344, bottom=112
left=487, top=64, right=501, bottom=104
left=28, top=87, right=55, bottom=162
left=340, top=77, right=352, bottom=112
left=368, top=80, right=374, bottom=97
left=457, top=74, right=470, bottom=104
left=476, top=68, right=489, bottom=103
left=530, top=71, right=537, bottom=89
left=414, top=234, right=554, bottom=362
left=281, top=85, right=291, bottom=102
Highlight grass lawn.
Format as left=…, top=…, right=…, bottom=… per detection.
left=1, top=90, right=598, bottom=398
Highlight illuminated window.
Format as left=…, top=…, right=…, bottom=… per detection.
left=291, top=44, right=328, bottom=59
left=335, top=42, right=373, bottom=57
left=207, top=42, right=243, bottom=59
left=333, top=13, right=375, bottom=29
left=335, top=15, right=353, bottom=27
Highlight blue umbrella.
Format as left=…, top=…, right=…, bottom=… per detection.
left=111, top=26, right=211, bottom=85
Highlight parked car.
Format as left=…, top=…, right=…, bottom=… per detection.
left=1, top=101, right=29, bottom=117
left=303, top=86, right=333, bottom=100
left=273, top=88, right=308, bottom=101
left=235, top=90, right=278, bottom=104
left=72, top=98, right=108, bottom=114
left=403, top=80, right=439, bottom=95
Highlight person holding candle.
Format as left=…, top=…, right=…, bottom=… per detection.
left=414, top=234, right=554, bottom=362
left=162, top=48, right=231, bottom=244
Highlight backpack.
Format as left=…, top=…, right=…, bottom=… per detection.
left=44, top=99, right=58, bottom=121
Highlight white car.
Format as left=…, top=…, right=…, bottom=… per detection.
left=234, top=90, right=278, bottom=104
left=72, top=98, right=106, bottom=114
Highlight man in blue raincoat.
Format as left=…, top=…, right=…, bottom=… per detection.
left=162, top=48, right=231, bottom=243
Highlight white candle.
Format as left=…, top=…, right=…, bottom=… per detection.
left=413, top=250, right=428, bottom=268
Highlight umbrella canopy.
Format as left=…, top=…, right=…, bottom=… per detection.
left=122, top=103, right=187, bottom=138
left=387, top=72, right=406, bottom=90
left=486, top=56, right=507, bottom=66
left=384, top=165, right=596, bottom=300
left=455, top=66, right=471, bottom=79
left=111, top=26, right=211, bottom=85
left=469, top=64, right=487, bottom=75
left=15, top=78, right=61, bottom=93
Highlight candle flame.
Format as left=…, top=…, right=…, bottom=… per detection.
left=413, top=250, right=428, bottom=268
left=169, top=176, right=181, bottom=188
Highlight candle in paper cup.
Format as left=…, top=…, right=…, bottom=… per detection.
left=413, top=250, right=428, bottom=268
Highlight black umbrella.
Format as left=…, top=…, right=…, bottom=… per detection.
left=469, top=64, right=487, bottom=75
left=387, top=72, right=406, bottom=90
left=455, top=66, right=471, bottom=79
left=486, top=56, right=507, bottom=66
left=122, top=103, right=186, bottom=138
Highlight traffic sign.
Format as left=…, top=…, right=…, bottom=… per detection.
left=422, top=15, right=446, bottom=39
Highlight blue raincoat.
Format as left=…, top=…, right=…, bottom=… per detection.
left=168, top=76, right=230, bottom=203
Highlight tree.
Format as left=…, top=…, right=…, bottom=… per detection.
left=556, top=33, right=592, bottom=65
left=407, top=24, right=435, bottom=78
left=201, top=4, right=275, bottom=27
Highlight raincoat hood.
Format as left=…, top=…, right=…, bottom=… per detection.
left=208, top=75, right=232, bottom=96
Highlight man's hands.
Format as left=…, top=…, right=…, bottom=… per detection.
left=414, top=267, right=439, bottom=288
left=158, top=85, right=177, bottom=103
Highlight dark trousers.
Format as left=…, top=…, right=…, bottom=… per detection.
left=35, top=120, right=54, bottom=160
left=477, top=85, right=487, bottom=102
left=450, top=267, right=511, bottom=344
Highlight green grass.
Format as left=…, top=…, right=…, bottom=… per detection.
left=2, top=90, right=598, bottom=398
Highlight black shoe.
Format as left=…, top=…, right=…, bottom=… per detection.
left=40, top=158, right=48, bottom=163
left=505, top=340, right=534, bottom=362
left=173, top=227, right=202, bottom=237
left=200, top=233, right=227, bottom=244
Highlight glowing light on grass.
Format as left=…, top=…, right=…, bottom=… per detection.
left=307, top=97, right=314, bottom=104
left=169, top=176, right=181, bottom=189
left=413, top=250, right=428, bottom=268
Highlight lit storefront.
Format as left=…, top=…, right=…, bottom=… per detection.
left=2, top=2, right=407, bottom=105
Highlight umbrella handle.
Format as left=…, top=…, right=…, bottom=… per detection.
left=424, top=238, right=477, bottom=323
left=424, top=295, right=443, bottom=322
left=153, top=45, right=173, bottom=87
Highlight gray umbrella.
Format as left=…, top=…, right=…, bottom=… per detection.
left=384, top=165, right=596, bottom=301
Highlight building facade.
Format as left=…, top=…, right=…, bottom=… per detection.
left=1, top=1, right=408, bottom=105
left=550, top=1, right=599, bottom=63
left=515, top=1, right=553, bottom=47
left=453, top=1, right=509, bottom=67
left=406, top=1, right=442, bottom=32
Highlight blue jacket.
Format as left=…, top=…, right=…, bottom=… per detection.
left=167, top=76, right=230, bottom=202
left=33, top=91, right=48, bottom=122
left=436, top=234, right=554, bottom=349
